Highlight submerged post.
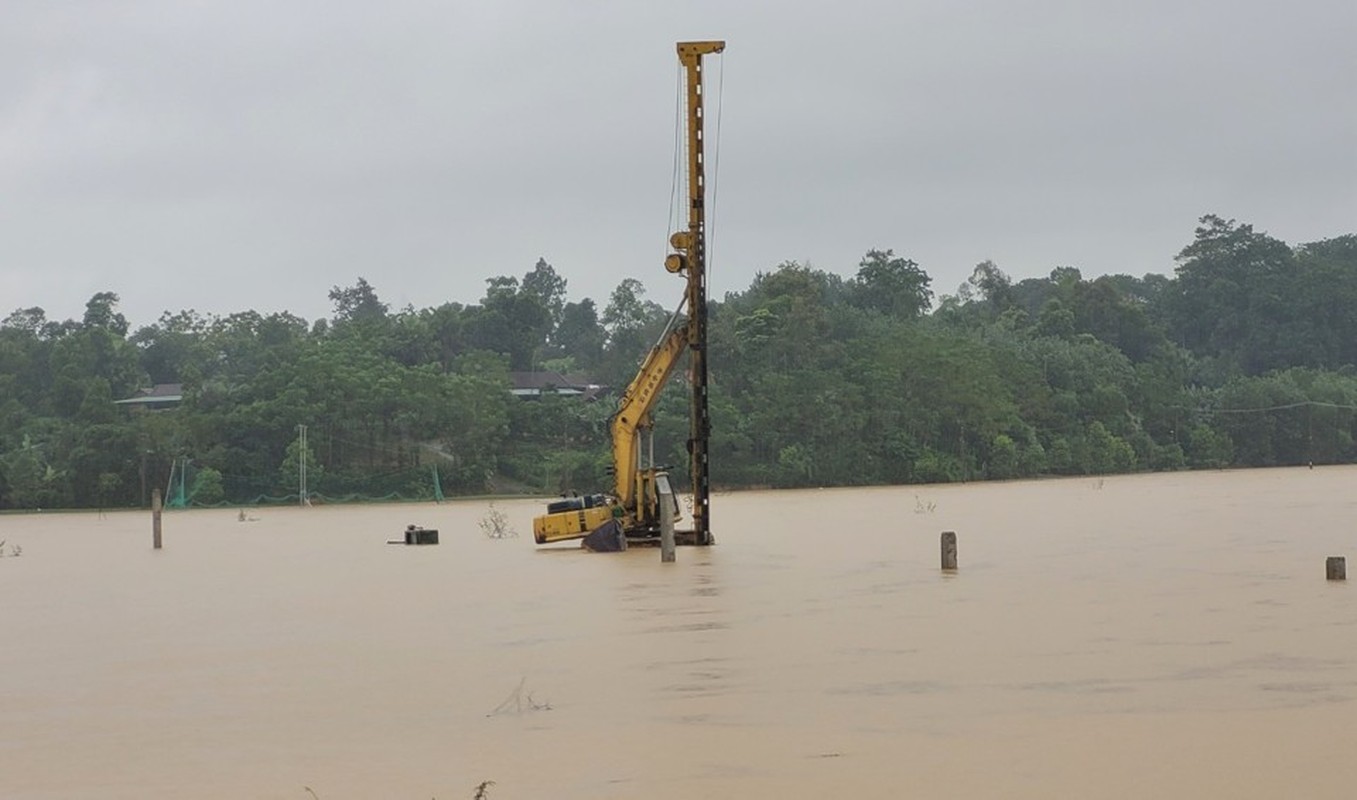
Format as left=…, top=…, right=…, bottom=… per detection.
left=659, top=485, right=676, bottom=563
left=940, top=531, right=957, bottom=571
left=152, top=487, right=163, bottom=550
left=1327, top=556, right=1346, bottom=581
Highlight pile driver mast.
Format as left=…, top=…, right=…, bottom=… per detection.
left=532, top=40, right=724, bottom=547
left=669, top=40, right=723, bottom=546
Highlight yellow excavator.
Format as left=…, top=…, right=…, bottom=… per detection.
left=532, top=312, right=688, bottom=544
left=532, top=40, right=723, bottom=548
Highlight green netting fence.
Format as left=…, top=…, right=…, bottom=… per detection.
left=164, top=458, right=456, bottom=508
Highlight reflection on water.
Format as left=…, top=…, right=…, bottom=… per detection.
left=2, top=466, right=1356, bottom=798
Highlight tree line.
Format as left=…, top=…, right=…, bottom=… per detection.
left=2, top=215, right=1355, bottom=509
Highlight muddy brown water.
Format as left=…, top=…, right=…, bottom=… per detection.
left=2, top=467, right=1355, bottom=798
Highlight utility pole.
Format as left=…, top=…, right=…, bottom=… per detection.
left=297, top=424, right=308, bottom=506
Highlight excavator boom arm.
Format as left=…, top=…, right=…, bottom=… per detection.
left=610, top=320, right=689, bottom=509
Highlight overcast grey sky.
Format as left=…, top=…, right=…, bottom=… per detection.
left=3, top=0, right=1355, bottom=329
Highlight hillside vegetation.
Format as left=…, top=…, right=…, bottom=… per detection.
left=3, top=216, right=1356, bottom=509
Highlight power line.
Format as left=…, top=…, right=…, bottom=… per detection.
left=1207, top=400, right=1357, bottom=415
left=708, top=53, right=725, bottom=284
left=665, top=62, right=683, bottom=270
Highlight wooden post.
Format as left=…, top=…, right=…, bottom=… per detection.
left=659, top=486, right=676, bottom=563
left=152, top=487, right=163, bottom=550
left=1327, top=556, right=1346, bottom=581
left=940, top=531, right=957, bottom=571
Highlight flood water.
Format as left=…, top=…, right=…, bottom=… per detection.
left=2, top=467, right=1356, bottom=798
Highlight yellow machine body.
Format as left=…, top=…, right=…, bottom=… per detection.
left=534, top=504, right=616, bottom=545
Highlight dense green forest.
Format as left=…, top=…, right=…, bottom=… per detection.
left=3, top=215, right=1357, bottom=510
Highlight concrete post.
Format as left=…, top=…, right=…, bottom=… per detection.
left=659, top=487, right=676, bottom=563
left=940, top=531, right=957, bottom=571
left=152, top=487, right=163, bottom=550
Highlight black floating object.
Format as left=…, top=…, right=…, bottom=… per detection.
left=581, top=518, right=626, bottom=552
left=399, top=525, right=439, bottom=545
